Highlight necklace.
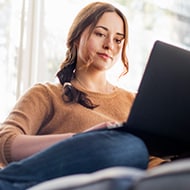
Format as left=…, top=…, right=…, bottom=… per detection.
left=75, top=76, right=89, bottom=90
left=75, top=76, right=114, bottom=93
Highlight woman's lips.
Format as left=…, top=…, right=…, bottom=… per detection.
left=97, top=52, right=113, bottom=60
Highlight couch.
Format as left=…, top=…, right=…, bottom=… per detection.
left=28, top=158, right=190, bottom=190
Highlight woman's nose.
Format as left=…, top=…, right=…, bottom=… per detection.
left=103, top=38, right=114, bottom=50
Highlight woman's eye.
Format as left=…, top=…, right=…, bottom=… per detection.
left=115, top=38, right=123, bottom=44
left=95, top=32, right=105, bottom=37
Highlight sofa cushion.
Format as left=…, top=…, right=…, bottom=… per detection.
left=132, top=158, right=190, bottom=190
left=28, top=167, right=144, bottom=190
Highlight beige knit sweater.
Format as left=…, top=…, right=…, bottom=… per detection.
left=0, top=82, right=135, bottom=166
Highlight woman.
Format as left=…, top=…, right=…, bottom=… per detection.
left=0, top=2, right=149, bottom=189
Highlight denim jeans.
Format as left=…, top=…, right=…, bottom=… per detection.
left=0, top=129, right=149, bottom=190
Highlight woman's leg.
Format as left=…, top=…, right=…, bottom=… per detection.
left=0, top=130, right=149, bottom=189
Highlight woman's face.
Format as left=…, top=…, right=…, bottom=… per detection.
left=76, top=12, right=125, bottom=72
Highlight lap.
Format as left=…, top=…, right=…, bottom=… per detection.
left=0, top=130, right=149, bottom=190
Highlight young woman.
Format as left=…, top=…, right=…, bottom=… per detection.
left=0, top=2, right=150, bottom=189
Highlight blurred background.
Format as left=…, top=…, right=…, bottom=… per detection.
left=0, top=0, right=190, bottom=122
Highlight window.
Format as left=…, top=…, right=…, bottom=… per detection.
left=0, top=0, right=190, bottom=122
left=0, top=0, right=23, bottom=121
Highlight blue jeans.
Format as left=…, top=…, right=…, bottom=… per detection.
left=0, top=130, right=149, bottom=189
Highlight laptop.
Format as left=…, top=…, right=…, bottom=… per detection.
left=117, top=40, right=190, bottom=157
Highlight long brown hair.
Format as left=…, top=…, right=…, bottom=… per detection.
left=57, top=2, right=129, bottom=109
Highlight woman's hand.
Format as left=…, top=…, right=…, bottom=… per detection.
left=83, top=121, right=118, bottom=132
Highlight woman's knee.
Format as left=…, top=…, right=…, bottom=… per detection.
left=104, top=130, right=149, bottom=169
left=73, top=129, right=149, bottom=169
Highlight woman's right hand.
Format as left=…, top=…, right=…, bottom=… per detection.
left=83, top=121, right=118, bottom=132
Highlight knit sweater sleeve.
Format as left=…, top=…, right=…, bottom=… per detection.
left=0, top=83, right=52, bottom=166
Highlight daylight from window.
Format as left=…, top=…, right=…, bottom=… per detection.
left=0, top=0, right=190, bottom=122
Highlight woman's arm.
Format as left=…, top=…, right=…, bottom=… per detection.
left=11, top=133, right=74, bottom=162
left=0, top=83, right=66, bottom=164
left=11, top=121, right=115, bottom=162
